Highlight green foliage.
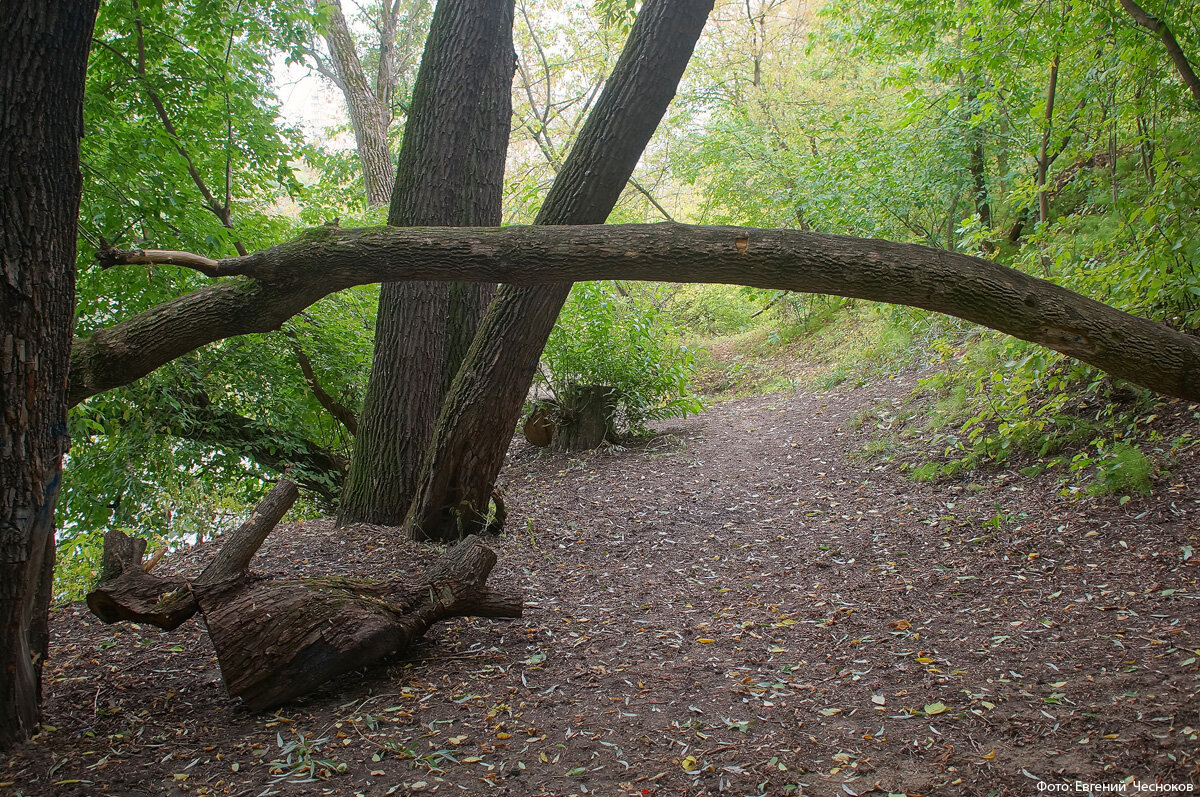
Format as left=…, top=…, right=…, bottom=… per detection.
left=1083, top=441, right=1155, bottom=498
left=897, top=330, right=1167, bottom=493
left=659, top=0, right=1199, bottom=493
left=62, top=0, right=372, bottom=588
left=268, top=731, right=347, bottom=783
left=53, top=528, right=114, bottom=605
left=539, top=282, right=703, bottom=435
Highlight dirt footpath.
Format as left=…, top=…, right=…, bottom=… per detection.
left=5, top=376, right=1198, bottom=795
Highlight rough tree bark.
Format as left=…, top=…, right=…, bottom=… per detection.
left=320, top=0, right=397, bottom=207
left=0, top=0, right=98, bottom=751
left=338, top=0, right=514, bottom=526
left=93, top=222, right=1200, bottom=404
left=86, top=481, right=521, bottom=710
left=402, top=0, right=716, bottom=541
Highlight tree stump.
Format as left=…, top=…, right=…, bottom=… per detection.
left=523, top=402, right=556, bottom=447
left=86, top=480, right=523, bottom=709
left=552, top=384, right=617, bottom=451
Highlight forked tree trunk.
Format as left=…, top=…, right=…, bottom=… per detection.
left=402, top=0, right=714, bottom=541
left=338, top=0, right=514, bottom=526
left=321, top=0, right=395, bottom=207
left=86, top=481, right=522, bottom=710
left=0, top=0, right=98, bottom=751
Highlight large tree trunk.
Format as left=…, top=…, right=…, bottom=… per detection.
left=402, top=0, right=715, bottom=541
left=337, top=0, right=514, bottom=526
left=0, top=0, right=98, bottom=751
left=95, top=222, right=1200, bottom=404
left=86, top=481, right=521, bottom=711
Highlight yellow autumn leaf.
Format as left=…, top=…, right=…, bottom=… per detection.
left=697, top=638, right=715, bottom=643
left=681, top=755, right=700, bottom=772
left=924, top=701, right=950, bottom=715
left=982, top=749, right=996, bottom=760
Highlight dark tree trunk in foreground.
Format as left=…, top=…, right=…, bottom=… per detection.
left=403, top=0, right=715, bottom=541
left=338, top=0, right=513, bottom=526
left=95, top=222, right=1200, bottom=405
left=0, top=0, right=98, bottom=751
left=87, top=481, right=522, bottom=710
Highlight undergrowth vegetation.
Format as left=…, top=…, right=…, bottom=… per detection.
left=682, top=292, right=1194, bottom=504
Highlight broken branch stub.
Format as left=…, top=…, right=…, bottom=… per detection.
left=86, top=530, right=192, bottom=629
left=86, top=480, right=300, bottom=631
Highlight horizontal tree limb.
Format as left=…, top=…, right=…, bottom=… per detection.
left=77, top=222, right=1200, bottom=403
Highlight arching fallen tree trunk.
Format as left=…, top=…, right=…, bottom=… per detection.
left=86, top=480, right=522, bottom=709
left=80, top=222, right=1200, bottom=404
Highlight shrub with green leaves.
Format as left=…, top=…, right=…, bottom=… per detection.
left=539, top=281, right=703, bottom=436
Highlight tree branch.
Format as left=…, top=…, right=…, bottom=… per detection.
left=76, top=222, right=1200, bottom=404
left=123, top=3, right=247, bottom=254
left=284, top=331, right=360, bottom=435
left=1119, top=0, right=1200, bottom=108
left=628, top=177, right=675, bottom=221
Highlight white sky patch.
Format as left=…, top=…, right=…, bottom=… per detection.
left=271, top=55, right=356, bottom=151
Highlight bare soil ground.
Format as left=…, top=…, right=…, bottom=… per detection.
left=4, top=372, right=1199, bottom=796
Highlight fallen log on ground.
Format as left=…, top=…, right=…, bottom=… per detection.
left=85, top=480, right=523, bottom=709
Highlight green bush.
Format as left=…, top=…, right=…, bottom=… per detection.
left=1082, top=441, right=1155, bottom=498
left=539, top=281, right=703, bottom=436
